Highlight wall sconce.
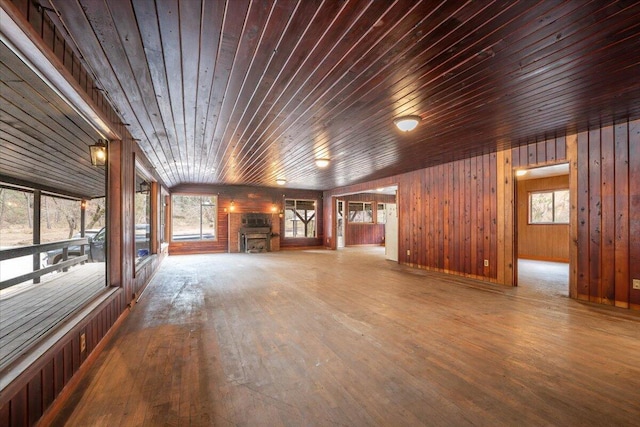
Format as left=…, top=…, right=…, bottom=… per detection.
left=393, top=115, right=421, bottom=132
left=315, top=158, right=330, bottom=168
left=229, top=201, right=235, bottom=212
left=81, top=200, right=87, bottom=209
left=139, top=181, right=151, bottom=194
left=89, top=139, right=108, bottom=166
left=271, top=204, right=277, bottom=213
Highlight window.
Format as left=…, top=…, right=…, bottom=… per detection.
left=171, top=194, right=217, bottom=241
left=285, top=199, right=316, bottom=238
left=160, top=193, right=168, bottom=243
left=529, top=190, right=569, bottom=224
left=377, top=203, right=386, bottom=224
left=135, top=172, right=151, bottom=264
left=348, top=202, right=373, bottom=223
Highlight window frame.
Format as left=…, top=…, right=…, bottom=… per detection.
left=376, top=203, right=386, bottom=224
left=528, top=189, right=569, bottom=225
left=284, top=198, right=317, bottom=238
left=348, top=201, right=374, bottom=224
left=170, top=194, right=218, bottom=242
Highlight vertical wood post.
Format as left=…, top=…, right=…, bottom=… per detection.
left=33, top=189, right=41, bottom=284
left=567, top=133, right=579, bottom=299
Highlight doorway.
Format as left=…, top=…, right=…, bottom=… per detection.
left=337, top=200, right=345, bottom=249
left=385, top=203, right=398, bottom=261
left=515, top=163, right=570, bottom=297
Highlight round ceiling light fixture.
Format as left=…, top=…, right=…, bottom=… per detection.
left=315, top=158, right=330, bottom=168
left=276, top=178, right=287, bottom=185
left=515, top=169, right=528, bottom=177
left=393, top=115, right=421, bottom=132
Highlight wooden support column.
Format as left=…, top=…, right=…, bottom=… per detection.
left=32, top=189, right=41, bottom=283
left=496, top=150, right=515, bottom=286
left=567, top=133, right=578, bottom=299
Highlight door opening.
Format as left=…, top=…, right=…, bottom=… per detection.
left=337, top=200, right=345, bottom=249
left=515, top=163, right=570, bottom=297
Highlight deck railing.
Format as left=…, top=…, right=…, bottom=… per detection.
left=0, top=238, right=89, bottom=290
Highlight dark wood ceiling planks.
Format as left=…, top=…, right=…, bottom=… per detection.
left=0, top=40, right=105, bottom=199
left=7, top=0, right=640, bottom=191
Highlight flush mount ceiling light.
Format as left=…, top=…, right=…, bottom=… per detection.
left=276, top=178, right=286, bottom=186
left=393, top=115, right=421, bottom=132
left=315, top=158, right=330, bottom=168
left=515, top=169, right=528, bottom=177
left=89, top=139, right=108, bottom=166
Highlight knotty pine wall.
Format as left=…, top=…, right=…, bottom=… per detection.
left=169, top=184, right=324, bottom=255
left=325, top=118, right=639, bottom=310
left=571, top=120, right=640, bottom=309
left=516, top=175, right=570, bottom=262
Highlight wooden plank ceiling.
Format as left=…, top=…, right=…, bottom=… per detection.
left=0, top=39, right=105, bottom=199
left=6, top=0, right=640, bottom=192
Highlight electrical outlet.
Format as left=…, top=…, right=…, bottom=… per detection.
left=80, top=333, right=86, bottom=353
left=484, top=259, right=489, bottom=267
left=633, top=279, right=640, bottom=290
left=406, top=249, right=410, bottom=256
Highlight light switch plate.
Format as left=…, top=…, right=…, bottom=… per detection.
left=633, top=279, right=640, bottom=290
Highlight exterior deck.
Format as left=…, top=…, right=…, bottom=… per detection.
left=0, top=264, right=107, bottom=383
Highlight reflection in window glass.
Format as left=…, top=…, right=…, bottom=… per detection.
left=0, top=188, right=35, bottom=282
left=171, top=195, right=217, bottom=241
left=285, top=199, right=316, bottom=238
left=41, top=196, right=81, bottom=243
left=529, top=190, right=569, bottom=224
left=348, top=202, right=373, bottom=223
left=0, top=187, right=33, bottom=248
left=135, top=172, right=151, bottom=263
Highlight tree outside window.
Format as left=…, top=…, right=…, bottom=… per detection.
left=529, top=190, right=569, bottom=224
left=348, top=202, right=373, bottom=223
left=171, top=195, right=217, bottom=241
left=285, top=199, right=316, bottom=238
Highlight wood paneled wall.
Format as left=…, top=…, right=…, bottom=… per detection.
left=169, top=185, right=324, bottom=255
left=517, top=175, right=570, bottom=262
left=325, top=120, right=639, bottom=312
left=0, top=292, right=122, bottom=426
left=399, top=155, right=497, bottom=280
left=0, top=5, right=168, bottom=425
left=572, top=120, right=639, bottom=309
left=511, top=135, right=567, bottom=168
left=340, top=193, right=395, bottom=246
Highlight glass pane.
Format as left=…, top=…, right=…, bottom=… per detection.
left=135, top=173, right=151, bottom=263
left=172, top=195, right=217, bottom=241
left=284, top=199, right=316, bottom=237
left=530, top=192, right=553, bottom=223
left=363, top=203, right=373, bottom=223
left=201, top=205, right=215, bottom=240
left=40, top=196, right=81, bottom=242
left=0, top=188, right=34, bottom=282
left=554, top=190, right=570, bottom=223
left=85, top=197, right=106, bottom=232
left=377, top=203, right=386, bottom=224
left=172, top=195, right=202, bottom=240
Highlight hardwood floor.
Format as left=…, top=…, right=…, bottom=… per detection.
left=51, top=248, right=640, bottom=426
